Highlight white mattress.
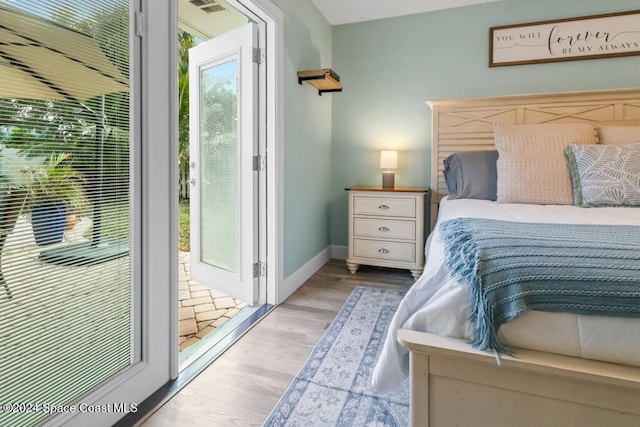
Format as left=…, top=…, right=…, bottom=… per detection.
left=371, top=198, right=640, bottom=394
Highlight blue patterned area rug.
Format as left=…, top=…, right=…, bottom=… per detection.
left=263, top=286, right=409, bottom=427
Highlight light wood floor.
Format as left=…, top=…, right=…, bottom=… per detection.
left=139, top=259, right=414, bottom=427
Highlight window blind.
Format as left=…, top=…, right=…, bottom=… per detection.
left=0, top=1, right=132, bottom=425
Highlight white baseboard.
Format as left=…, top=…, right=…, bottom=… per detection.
left=331, top=245, right=348, bottom=260
left=280, top=246, right=331, bottom=304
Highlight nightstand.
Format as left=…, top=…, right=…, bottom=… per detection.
left=345, top=186, right=429, bottom=280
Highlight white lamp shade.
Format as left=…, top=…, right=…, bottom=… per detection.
left=380, top=150, right=398, bottom=169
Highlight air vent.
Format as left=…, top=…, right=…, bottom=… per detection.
left=189, top=0, right=215, bottom=6
left=202, top=4, right=225, bottom=13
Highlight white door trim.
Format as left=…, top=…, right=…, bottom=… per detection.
left=224, top=0, right=284, bottom=306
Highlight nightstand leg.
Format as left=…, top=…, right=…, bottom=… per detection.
left=410, top=269, right=423, bottom=280
left=346, top=261, right=359, bottom=275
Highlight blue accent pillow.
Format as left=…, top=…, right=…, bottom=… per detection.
left=443, top=150, right=499, bottom=200
left=565, top=143, right=640, bottom=207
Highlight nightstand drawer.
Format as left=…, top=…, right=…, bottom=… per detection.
left=353, top=239, right=416, bottom=263
left=353, top=196, right=415, bottom=218
left=353, top=218, right=415, bottom=240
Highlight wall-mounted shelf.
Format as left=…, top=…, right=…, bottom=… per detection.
left=297, top=69, right=342, bottom=96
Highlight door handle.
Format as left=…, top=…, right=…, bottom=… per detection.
left=189, top=179, right=196, bottom=186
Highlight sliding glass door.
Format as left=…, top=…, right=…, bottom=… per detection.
left=0, top=1, right=173, bottom=425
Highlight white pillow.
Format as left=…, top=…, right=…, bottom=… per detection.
left=598, top=125, right=640, bottom=145
left=494, top=123, right=598, bottom=205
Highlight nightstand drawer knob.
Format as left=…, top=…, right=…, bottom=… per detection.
left=378, top=204, right=390, bottom=210
left=378, top=226, right=390, bottom=232
left=378, top=248, right=390, bottom=254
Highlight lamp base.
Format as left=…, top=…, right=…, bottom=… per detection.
left=382, top=171, right=395, bottom=189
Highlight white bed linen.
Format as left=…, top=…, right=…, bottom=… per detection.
left=371, top=198, right=640, bottom=394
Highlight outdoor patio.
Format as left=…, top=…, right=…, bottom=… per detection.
left=178, top=251, right=246, bottom=351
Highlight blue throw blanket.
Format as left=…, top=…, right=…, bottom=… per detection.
left=440, top=218, right=640, bottom=355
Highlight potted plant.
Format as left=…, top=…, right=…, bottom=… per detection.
left=18, top=151, right=88, bottom=245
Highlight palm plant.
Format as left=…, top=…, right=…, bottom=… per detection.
left=21, top=152, right=88, bottom=213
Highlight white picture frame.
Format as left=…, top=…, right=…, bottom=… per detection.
left=490, top=10, right=640, bottom=67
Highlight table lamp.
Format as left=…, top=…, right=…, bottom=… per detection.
left=380, top=150, right=398, bottom=189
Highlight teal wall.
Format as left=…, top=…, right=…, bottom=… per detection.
left=273, top=0, right=333, bottom=277
left=330, top=0, right=640, bottom=246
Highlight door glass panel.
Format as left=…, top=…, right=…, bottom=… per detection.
left=199, top=59, right=238, bottom=273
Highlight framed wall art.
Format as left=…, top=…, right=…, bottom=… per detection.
left=490, top=10, right=640, bottom=67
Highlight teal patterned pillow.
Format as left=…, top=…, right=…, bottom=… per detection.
left=565, top=143, right=640, bottom=207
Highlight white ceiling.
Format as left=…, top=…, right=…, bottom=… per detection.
left=312, top=0, right=502, bottom=25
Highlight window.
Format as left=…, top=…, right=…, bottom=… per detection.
left=0, top=1, right=132, bottom=425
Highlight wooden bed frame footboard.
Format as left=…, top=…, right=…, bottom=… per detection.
left=398, top=329, right=640, bottom=427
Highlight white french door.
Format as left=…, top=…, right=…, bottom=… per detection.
left=189, top=23, right=260, bottom=305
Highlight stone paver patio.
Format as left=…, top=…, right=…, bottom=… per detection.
left=178, top=251, right=246, bottom=351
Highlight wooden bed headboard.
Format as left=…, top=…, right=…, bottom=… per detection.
left=427, top=87, right=640, bottom=229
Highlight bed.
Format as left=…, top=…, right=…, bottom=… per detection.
left=371, top=88, right=640, bottom=426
